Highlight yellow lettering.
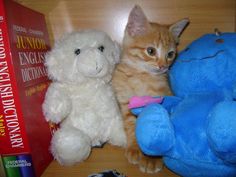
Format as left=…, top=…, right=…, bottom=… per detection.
left=16, top=35, right=26, bottom=49
left=0, top=115, right=5, bottom=136
left=16, top=35, right=47, bottom=49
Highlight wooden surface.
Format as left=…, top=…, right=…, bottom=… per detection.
left=18, top=0, right=235, bottom=50
left=41, top=145, right=178, bottom=177
left=15, top=1, right=236, bottom=177
left=235, top=2, right=236, bottom=31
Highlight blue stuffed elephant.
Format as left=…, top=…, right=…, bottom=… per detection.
left=133, top=33, right=236, bottom=177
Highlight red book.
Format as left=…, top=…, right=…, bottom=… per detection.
left=0, top=0, right=52, bottom=176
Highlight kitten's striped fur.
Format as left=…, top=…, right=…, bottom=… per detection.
left=112, top=5, right=189, bottom=173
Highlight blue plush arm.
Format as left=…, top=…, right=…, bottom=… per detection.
left=130, top=96, right=181, bottom=156
left=135, top=103, right=175, bottom=156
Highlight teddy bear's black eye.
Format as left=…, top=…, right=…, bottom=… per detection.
left=74, top=49, right=81, bottom=55
left=98, top=45, right=105, bottom=52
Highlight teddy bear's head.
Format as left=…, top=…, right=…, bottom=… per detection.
left=170, top=33, right=236, bottom=97
left=45, top=30, right=121, bottom=84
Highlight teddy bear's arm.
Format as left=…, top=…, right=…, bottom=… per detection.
left=43, top=83, right=72, bottom=123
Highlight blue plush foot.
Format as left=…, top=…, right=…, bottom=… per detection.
left=207, top=101, right=236, bottom=164
left=135, top=104, right=175, bottom=156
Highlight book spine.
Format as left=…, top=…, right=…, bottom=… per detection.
left=17, top=154, right=35, bottom=177
left=1, top=154, right=35, bottom=177
left=2, top=156, right=21, bottom=177
left=0, top=156, right=6, bottom=177
left=0, top=0, right=29, bottom=155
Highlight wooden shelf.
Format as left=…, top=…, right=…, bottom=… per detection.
left=41, top=145, right=178, bottom=177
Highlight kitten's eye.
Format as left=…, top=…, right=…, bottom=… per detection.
left=74, top=48, right=81, bottom=55
left=166, top=51, right=175, bottom=59
left=146, top=47, right=156, bottom=56
left=98, top=45, right=105, bottom=52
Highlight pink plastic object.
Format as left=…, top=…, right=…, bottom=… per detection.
left=128, top=96, right=163, bottom=109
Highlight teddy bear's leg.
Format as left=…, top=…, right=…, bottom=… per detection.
left=108, top=117, right=127, bottom=147
left=50, top=126, right=91, bottom=166
left=136, top=104, right=175, bottom=156
left=207, top=101, right=236, bottom=164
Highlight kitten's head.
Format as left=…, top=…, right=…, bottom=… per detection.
left=123, top=5, right=189, bottom=74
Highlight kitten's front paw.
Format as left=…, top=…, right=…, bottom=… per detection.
left=125, top=146, right=163, bottom=173
left=139, top=155, right=163, bottom=174
left=125, top=146, right=142, bottom=165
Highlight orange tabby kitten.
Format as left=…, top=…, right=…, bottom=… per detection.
left=112, top=5, right=189, bottom=173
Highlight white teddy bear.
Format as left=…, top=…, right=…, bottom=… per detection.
left=42, top=30, right=127, bottom=166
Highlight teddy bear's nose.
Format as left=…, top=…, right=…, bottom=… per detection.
left=76, top=49, right=108, bottom=77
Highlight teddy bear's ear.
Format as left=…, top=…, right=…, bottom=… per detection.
left=112, top=41, right=121, bottom=64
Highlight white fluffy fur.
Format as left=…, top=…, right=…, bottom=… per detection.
left=42, top=30, right=127, bottom=166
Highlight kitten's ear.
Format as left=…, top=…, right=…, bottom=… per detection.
left=126, top=5, right=150, bottom=37
left=169, top=18, right=189, bottom=42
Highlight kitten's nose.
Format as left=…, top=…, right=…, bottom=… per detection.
left=157, top=60, right=169, bottom=70
left=160, top=66, right=165, bottom=69
left=157, top=63, right=167, bottom=70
